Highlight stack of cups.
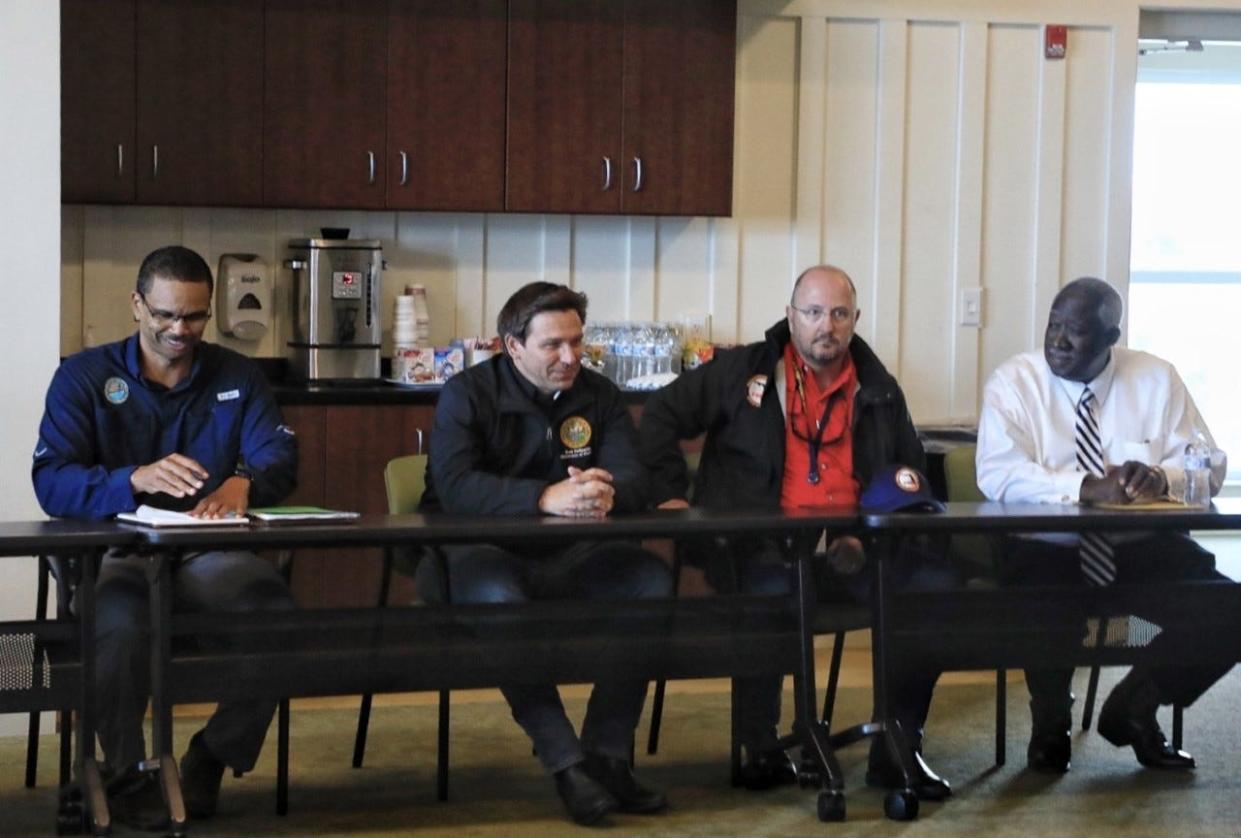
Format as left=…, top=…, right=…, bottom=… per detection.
left=410, top=284, right=432, bottom=345
left=392, top=294, right=419, bottom=382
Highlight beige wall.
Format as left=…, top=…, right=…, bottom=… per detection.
left=58, top=0, right=1240, bottom=428
left=2, top=0, right=59, bottom=736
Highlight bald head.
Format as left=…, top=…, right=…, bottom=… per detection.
left=791, top=265, right=857, bottom=310
left=1043, top=277, right=1123, bottom=382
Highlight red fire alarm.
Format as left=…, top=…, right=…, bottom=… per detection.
left=1045, top=25, right=1067, bottom=60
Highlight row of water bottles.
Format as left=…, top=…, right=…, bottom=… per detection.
left=583, top=322, right=682, bottom=388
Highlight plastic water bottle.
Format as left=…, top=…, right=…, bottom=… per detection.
left=1182, top=433, right=1212, bottom=509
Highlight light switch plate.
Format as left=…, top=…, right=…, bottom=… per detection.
left=960, top=287, right=983, bottom=327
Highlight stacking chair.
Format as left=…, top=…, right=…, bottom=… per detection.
left=351, top=453, right=455, bottom=801
left=25, top=555, right=74, bottom=792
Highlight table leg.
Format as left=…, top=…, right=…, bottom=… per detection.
left=868, top=537, right=918, bottom=821
left=791, top=533, right=847, bottom=822
left=72, top=547, right=110, bottom=835
left=147, top=552, right=187, bottom=835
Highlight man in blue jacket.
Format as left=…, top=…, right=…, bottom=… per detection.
left=32, top=246, right=297, bottom=830
left=418, top=282, right=672, bottom=826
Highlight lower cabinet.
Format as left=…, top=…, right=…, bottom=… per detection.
left=280, top=404, right=432, bottom=608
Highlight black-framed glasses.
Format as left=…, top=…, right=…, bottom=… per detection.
left=138, top=293, right=212, bottom=327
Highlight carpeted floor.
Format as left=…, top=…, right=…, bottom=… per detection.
left=4, top=662, right=1241, bottom=836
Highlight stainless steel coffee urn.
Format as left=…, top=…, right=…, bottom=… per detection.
left=286, top=238, right=383, bottom=380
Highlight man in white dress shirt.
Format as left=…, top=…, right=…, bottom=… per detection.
left=976, top=277, right=1231, bottom=774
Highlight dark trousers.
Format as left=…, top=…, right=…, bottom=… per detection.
left=700, top=535, right=955, bottom=752
left=1001, top=532, right=1235, bottom=722
left=415, top=541, right=673, bottom=773
left=86, top=550, right=294, bottom=775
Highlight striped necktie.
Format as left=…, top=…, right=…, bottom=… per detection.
left=1076, top=387, right=1117, bottom=585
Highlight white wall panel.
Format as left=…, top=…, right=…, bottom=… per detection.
left=822, top=19, right=880, bottom=321
left=899, top=21, right=961, bottom=421
left=654, top=217, right=715, bottom=327
left=982, top=25, right=1043, bottom=388
left=734, top=14, right=800, bottom=339
left=1061, top=27, right=1115, bottom=284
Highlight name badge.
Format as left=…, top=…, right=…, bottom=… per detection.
left=217, top=389, right=240, bottom=402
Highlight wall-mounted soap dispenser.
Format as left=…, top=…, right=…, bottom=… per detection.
left=217, top=254, right=270, bottom=341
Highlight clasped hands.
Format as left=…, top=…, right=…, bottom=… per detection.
left=1080, top=460, right=1168, bottom=505
left=539, top=466, right=616, bottom=518
left=129, top=453, right=251, bottom=519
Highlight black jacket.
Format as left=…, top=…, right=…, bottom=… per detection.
left=640, top=320, right=924, bottom=510
left=422, top=353, right=647, bottom=515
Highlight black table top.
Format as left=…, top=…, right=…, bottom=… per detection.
left=134, top=506, right=859, bottom=550
left=0, top=518, right=140, bottom=556
left=864, top=497, right=1241, bottom=533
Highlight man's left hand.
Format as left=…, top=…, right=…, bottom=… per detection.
left=1114, top=460, right=1167, bottom=502
left=188, top=475, right=251, bottom=519
left=826, top=535, right=866, bottom=575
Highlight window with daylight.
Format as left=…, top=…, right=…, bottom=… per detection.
left=1129, top=44, right=1241, bottom=483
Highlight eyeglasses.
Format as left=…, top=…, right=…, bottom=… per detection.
left=789, top=304, right=854, bottom=326
left=138, top=293, right=212, bottom=327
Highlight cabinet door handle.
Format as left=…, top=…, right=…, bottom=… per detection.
left=116, top=144, right=124, bottom=177
left=152, top=145, right=159, bottom=180
left=399, top=151, right=409, bottom=186
left=367, top=151, right=376, bottom=184
left=602, top=156, right=613, bottom=191
left=632, top=156, right=643, bottom=192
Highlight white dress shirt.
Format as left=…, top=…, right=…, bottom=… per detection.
left=976, top=347, right=1226, bottom=504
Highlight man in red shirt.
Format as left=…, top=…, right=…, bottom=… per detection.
left=641, top=265, right=952, bottom=800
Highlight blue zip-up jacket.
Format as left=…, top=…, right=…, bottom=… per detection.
left=32, top=335, right=298, bottom=520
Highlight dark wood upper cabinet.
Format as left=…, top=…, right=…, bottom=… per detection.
left=507, top=0, right=735, bottom=216
left=62, top=0, right=735, bottom=216
left=620, top=0, right=735, bottom=216
left=135, top=0, right=264, bottom=206
left=61, top=0, right=136, bottom=203
left=506, top=0, right=624, bottom=214
left=387, top=0, right=507, bottom=211
left=264, top=0, right=388, bottom=209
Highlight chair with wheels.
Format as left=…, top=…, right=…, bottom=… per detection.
left=351, top=453, right=454, bottom=801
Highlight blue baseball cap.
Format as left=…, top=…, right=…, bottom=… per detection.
left=860, top=465, right=945, bottom=513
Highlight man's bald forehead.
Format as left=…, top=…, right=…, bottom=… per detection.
left=791, top=265, right=857, bottom=305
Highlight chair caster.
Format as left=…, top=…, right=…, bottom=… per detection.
left=884, top=789, right=919, bottom=821
left=817, top=790, right=846, bottom=822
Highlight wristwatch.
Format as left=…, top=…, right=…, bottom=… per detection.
left=233, top=463, right=255, bottom=482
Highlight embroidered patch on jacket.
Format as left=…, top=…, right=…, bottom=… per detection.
left=216, top=389, right=240, bottom=402
left=103, top=377, right=129, bottom=405
left=745, top=375, right=767, bottom=408
left=560, top=416, right=592, bottom=450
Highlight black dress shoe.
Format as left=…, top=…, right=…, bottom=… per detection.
left=1097, top=674, right=1195, bottom=769
left=180, top=730, right=226, bottom=819
left=554, top=763, right=618, bottom=826
left=107, top=768, right=170, bottom=833
left=1026, top=732, right=1072, bottom=774
left=582, top=753, right=667, bottom=814
left=866, top=744, right=952, bottom=801
left=738, top=747, right=798, bottom=791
